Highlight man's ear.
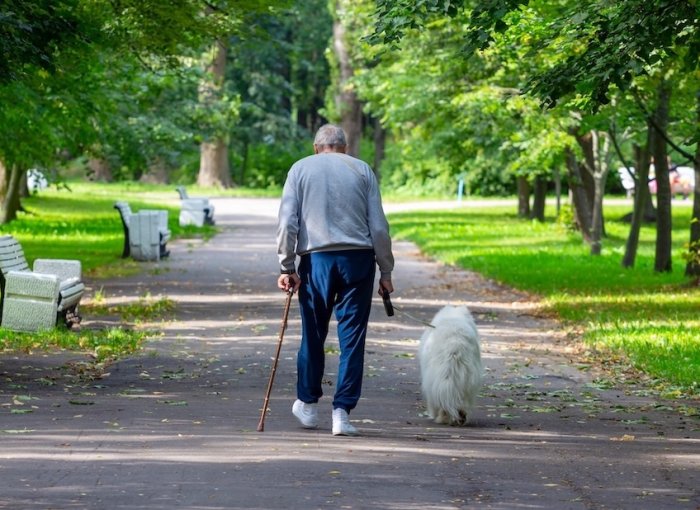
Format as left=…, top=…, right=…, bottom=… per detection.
left=313, top=145, right=320, bottom=154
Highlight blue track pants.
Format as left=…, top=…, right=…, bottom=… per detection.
left=296, top=249, right=375, bottom=413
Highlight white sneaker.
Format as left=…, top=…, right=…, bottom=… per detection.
left=292, top=399, right=319, bottom=429
left=332, top=408, right=359, bottom=436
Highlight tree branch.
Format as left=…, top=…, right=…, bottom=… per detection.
left=632, top=87, right=698, bottom=166
left=609, top=123, right=636, bottom=183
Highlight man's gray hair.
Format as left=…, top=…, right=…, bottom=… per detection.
left=313, top=124, right=347, bottom=147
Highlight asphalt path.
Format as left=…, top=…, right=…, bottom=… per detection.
left=0, top=197, right=698, bottom=509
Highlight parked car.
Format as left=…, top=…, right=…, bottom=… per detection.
left=649, top=165, right=695, bottom=199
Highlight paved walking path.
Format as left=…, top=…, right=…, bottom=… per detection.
left=1, top=198, right=698, bottom=509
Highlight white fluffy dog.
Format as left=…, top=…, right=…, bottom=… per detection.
left=418, top=305, right=483, bottom=426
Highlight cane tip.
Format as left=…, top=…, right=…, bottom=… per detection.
left=257, top=424, right=264, bottom=432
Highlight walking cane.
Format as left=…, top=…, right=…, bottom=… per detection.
left=257, top=286, right=294, bottom=432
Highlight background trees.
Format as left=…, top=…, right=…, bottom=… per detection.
left=2, top=0, right=698, bottom=278
left=364, top=0, right=699, bottom=272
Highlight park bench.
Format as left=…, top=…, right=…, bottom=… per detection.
left=0, top=235, right=85, bottom=331
left=176, top=186, right=215, bottom=227
left=617, top=167, right=635, bottom=198
left=114, top=201, right=171, bottom=261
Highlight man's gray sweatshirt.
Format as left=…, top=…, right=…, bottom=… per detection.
left=277, top=152, right=394, bottom=280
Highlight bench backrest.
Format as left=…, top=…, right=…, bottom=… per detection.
left=176, top=186, right=189, bottom=200
left=0, top=235, right=30, bottom=291
left=114, top=201, right=133, bottom=227
left=617, top=167, right=636, bottom=191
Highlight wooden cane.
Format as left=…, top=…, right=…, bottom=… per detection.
left=257, top=287, right=294, bottom=432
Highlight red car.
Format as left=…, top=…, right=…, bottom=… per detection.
left=649, top=166, right=695, bottom=199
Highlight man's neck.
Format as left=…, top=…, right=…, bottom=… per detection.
left=314, top=145, right=347, bottom=155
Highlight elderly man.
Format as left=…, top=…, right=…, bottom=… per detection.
left=276, top=124, right=394, bottom=436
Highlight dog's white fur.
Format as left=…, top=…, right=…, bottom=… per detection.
left=418, top=305, right=483, bottom=426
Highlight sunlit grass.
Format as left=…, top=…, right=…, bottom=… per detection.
left=389, top=203, right=699, bottom=394
left=3, top=184, right=216, bottom=276
left=0, top=327, right=155, bottom=362
left=0, top=182, right=208, bottom=359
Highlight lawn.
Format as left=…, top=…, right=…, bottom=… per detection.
left=387, top=201, right=700, bottom=397
left=0, top=182, right=213, bottom=358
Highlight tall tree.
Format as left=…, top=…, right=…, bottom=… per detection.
left=331, top=0, right=363, bottom=157
left=198, top=39, right=234, bottom=188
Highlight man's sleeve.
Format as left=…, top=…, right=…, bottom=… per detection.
left=366, top=171, right=394, bottom=280
left=277, top=170, right=300, bottom=271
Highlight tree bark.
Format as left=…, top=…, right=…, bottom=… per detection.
left=622, top=134, right=654, bottom=268
left=140, top=157, right=169, bottom=184
left=88, top=157, right=113, bottom=182
left=197, top=39, right=232, bottom=188
left=652, top=80, right=672, bottom=272
left=565, top=146, right=593, bottom=243
left=530, top=175, right=547, bottom=222
left=0, top=160, right=8, bottom=205
left=592, top=131, right=612, bottom=255
left=332, top=3, right=362, bottom=157
left=516, top=176, right=530, bottom=218
left=198, top=138, right=231, bottom=188
left=0, top=164, right=23, bottom=224
left=685, top=90, right=700, bottom=278
left=577, top=132, right=596, bottom=209
left=572, top=130, right=612, bottom=254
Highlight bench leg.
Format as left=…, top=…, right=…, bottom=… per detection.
left=59, top=306, right=82, bottom=329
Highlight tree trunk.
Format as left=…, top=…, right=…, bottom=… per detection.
left=576, top=130, right=611, bottom=254
left=517, top=176, right=530, bottom=218
left=622, top=133, right=654, bottom=268
left=636, top=144, right=658, bottom=221
left=577, top=132, right=596, bottom=210
left=88, top=157, right=113, bottom=182
left=530, top=175, right=547, bottom=222
left=589, top=131, right=612, bottom=255
left=554, top=167, right=561, bottom=217
left=652, top=80, right=672, bottom=272
left=565, top=146, right=593, bottom=243
left=0, top=160, right=8, bottom=205
left=332, top=2, right=362, bottom=157
left=0, top=164, right=23, bottom=224
left=140, top=158, right=169, bottom=184
left=685, top=91, right=700, bottom=278
left=197, top=39, right=232, bottom=188
left=19, top=171, right=29, bottom=198
left=239, top=140, right=249, bottom=187
left=198, top=139, right=231, bottom=188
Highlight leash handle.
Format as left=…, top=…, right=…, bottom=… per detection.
left=381, top=287, right=394, bottom=317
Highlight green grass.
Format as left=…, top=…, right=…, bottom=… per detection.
left=388, top=203, right=700, bottom=396
left=0, top=326, right=155, bottom=362
left=0, top=182, right=209, bottom=360
left=3, top=182, right=216, bottom=277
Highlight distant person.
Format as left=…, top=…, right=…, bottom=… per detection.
left=276, top=123, right=394, bottom=436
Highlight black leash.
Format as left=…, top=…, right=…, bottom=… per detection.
left=381, top=289, right=435, bottom=328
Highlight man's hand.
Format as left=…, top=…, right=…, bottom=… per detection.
left=278, top=273, right=301, bottom=293
left=378, top=278, right=394, bottom=296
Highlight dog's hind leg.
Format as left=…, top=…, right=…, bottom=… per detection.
left=434, top=409, right=451, bottom=424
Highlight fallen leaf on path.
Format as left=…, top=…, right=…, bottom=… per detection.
left=610, top=434, right=635, bottom=441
